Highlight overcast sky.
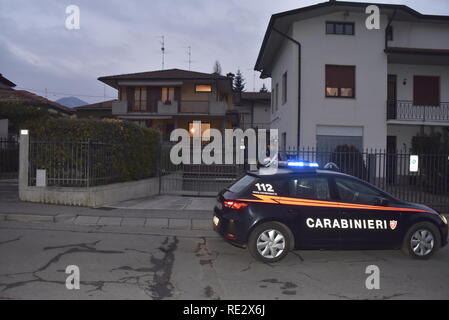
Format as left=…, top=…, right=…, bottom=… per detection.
left=0, top=0, right=448, bottom=104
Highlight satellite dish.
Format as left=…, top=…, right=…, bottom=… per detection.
left=324, top=162, right=340, bottom=172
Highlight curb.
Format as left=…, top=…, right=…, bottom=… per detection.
left=0, top=212, right=213, bottom=231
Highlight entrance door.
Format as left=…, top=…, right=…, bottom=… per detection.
left=387, top=75, right=397, bottom=119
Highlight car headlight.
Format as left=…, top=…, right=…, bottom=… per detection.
left=440, top=214, right=448, bottom=225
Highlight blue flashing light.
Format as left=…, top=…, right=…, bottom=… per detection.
left=287, top=161, right=319, bottom=168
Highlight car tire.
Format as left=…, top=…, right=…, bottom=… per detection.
left=402, top=222, right=441, bottom=260
left=248, top=222, right=291, bottom=263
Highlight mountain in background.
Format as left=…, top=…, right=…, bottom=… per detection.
left=55, top=96, right=88, bottom=107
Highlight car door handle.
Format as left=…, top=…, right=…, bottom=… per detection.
left=288, top=208, right=300, bottom=214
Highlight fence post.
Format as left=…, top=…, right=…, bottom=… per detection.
left=18, top=130, right=29, bottom=200
left=87, top=139, right=91, bottom=188
left=157, top=141, right=162, bottom=195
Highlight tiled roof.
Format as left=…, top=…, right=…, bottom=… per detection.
left=99, top=68, right=230, bottom=81
left=0, top=88, right=74, bottom=114
left=74, top=99, right=115, bottom=110
left=0, top=74, right=16, bottom=88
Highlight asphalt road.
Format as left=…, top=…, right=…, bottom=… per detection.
left=0, top=220, right=448, bottom=300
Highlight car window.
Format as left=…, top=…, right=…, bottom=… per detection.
left=335, top=178, right=383, bottom=205
left=228, top=175, right=258, bottom=193
left=288, top=177, right=330, bottom=200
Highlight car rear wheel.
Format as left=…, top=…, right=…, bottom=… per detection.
left=402, top=222, right=441, bottom=259
left=248, top=222, right=291, bottom=263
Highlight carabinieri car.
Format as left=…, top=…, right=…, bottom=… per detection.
left=213, top=161, right=448, bottom=262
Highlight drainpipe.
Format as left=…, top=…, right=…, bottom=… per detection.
left=385, top=9, right=397, bottom=51
left=272, top=27, right=301, bottom=151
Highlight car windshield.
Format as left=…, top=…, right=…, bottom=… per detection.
left=228, top=175, right=258, bottom=193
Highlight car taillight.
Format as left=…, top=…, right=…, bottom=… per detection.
left=223, top=200, right=248, bottom=210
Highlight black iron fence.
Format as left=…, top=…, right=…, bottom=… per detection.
left=159, top=142, right=245, bottom=196
left=0, top=137, right=19, bottom=179
left=281, top=147, right=449, bottom=213
left=28, top=140, right=119, bottom=187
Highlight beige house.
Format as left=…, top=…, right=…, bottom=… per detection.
left=98, top=69, right=237, bottom=140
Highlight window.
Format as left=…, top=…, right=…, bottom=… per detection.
left=413, top=76, right=440, bottom=106
left=133, top=87, right=147, bottom=111
left=274, top=83, right=279, bottom=111
left=161, top=87, right=175, bottom=104
left=228, top=175, right=258, bottom=193
left=386, top=25, right=393, bottom=41
left=282, top=72, right=287, bottom=104
left=335, top=178, right=384, bottom=205
left=188, top=122, right=211, bottom=141
left=288, top=177, right=330, bottom=201
left=326, top=22, right=354, bottom=35
left=195, top=84, right=212, bottom=92
left=325, top=65, right=355, bottom=98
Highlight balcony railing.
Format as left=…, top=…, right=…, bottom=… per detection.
left=387, top=100, right=449, bottom=122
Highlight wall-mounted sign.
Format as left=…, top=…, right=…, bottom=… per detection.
left=409, top=155, right=419, bottom=173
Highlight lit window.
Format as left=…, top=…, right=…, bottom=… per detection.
left=195, top=84, right=212, bottom=92
left=189, top=122, right=211, bottom=141
left=325, top=65, right=355, bottom=98
left=162, top=87, right=175, bottom=103
left=133, top=87, right=147, bottom=111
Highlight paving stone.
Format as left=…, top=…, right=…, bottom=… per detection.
left=6, top=214, right=54, bottom=223
left=145, top=218, right=169, bottom=229
left=74, top=216, right=100, bottom=225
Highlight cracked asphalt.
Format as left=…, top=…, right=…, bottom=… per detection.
left=0, top=220, right=448, bottom=300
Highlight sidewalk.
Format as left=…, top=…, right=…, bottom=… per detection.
left=0, top=180, right=215, bottom=231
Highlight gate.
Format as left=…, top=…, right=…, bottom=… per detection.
left=159, top=143, right=245, bottom=196
left=0, top=137, right=19, bottom=179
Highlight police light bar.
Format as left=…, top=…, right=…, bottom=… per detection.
left=287, top=161, right=319, bottom=168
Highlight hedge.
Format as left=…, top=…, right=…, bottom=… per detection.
left=26, top=118, right=160, bottom=184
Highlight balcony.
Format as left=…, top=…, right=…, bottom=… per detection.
left=387, top=100, right=449, bottom=123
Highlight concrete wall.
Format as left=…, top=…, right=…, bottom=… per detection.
left=20, top=177, right=159, bottom=207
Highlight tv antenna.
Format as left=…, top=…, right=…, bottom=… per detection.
left=187, top=46, right=192, bottom=70
left=158, top=36, right=165, bottom=69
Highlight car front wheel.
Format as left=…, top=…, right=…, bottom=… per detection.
left=402, top=222, right=441, bottom=259
left=248, top=222, right=291, bottom=263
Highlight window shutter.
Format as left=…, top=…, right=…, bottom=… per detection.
left=146, top=87, right=161, bottom=112
left=413, top=76, right=439, bottom=106
left=326, top=66, right=354, bottom=88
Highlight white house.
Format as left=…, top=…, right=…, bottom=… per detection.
left=255, top=0, right=449, bottom=153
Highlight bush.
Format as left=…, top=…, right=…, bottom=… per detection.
left=0, top=101, right=51, bottom=134
left=26, top=118, right=160, bottom=184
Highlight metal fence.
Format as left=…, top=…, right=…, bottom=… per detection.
left=0, top=137, right=19, bottom=179
left=281, top=147, right=449, bottom=213
left=159, top=143, right=245, bottom=196
left=28, top=140, right=119, bottom=187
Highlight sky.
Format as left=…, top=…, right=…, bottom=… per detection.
left=1, top=0, right=448, bottom=104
